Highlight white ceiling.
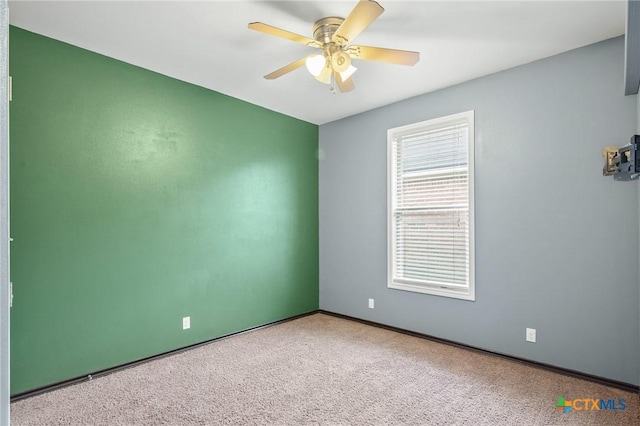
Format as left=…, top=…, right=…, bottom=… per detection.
left=8, top=0, right=627, bottom=125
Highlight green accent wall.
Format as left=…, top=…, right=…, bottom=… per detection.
left=9, top=26, right=319, bottom=395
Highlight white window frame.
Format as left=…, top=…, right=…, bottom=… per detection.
left=387, top=111, right=475, bottom=301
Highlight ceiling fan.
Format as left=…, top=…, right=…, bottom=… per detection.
left=248, top=0, right=419, bottom=93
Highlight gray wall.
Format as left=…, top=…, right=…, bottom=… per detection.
left=319, top=36, right=640, bottom=385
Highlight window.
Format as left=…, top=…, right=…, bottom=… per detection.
left=388, top=111, right=475, bottom=301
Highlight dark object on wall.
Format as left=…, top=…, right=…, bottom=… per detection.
left=603, top=135, right=640, bottom=181
left=614, top=135, right=640, bottom=181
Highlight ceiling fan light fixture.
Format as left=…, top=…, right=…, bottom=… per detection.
left=331, top=50, right=351, bottom=73
left=305, top=54, right=327, bottom=77
left=339, top=64, right=357, bottom=81
left=315, top=65, right=332, bottom=84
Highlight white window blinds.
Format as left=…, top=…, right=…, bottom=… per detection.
left=388, top=111, right=475, bottom=300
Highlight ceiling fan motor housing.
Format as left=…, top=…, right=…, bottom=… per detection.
left=313, top=17, right=345, bottom=46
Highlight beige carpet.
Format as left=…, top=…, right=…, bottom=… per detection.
left=10, top=313, right=640, bottom=425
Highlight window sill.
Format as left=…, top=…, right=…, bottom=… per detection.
left=388, top=281, right=475, bottom=301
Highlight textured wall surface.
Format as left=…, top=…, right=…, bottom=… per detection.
left=320, top=37, right=640, bottom=385
left=9, top=27, right=319, bottom=394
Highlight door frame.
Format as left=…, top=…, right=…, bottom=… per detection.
left=0, top=0, right=10, bottom=423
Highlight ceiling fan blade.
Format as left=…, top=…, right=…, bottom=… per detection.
left=334, top=71, right=355, bottom=93
left=348, top=45, right=420, bottom=66
left=264, top=56, right=309, bottom=80
left=332, top=0, right=384, bottom=46
left=248, top=22, right=321, bottom=47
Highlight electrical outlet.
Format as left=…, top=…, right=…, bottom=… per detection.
left=526, top=328, right=536, bottom=343
left=368, top=298, right=374, bottom=309
left=182, top=316, right=190, bottom=330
